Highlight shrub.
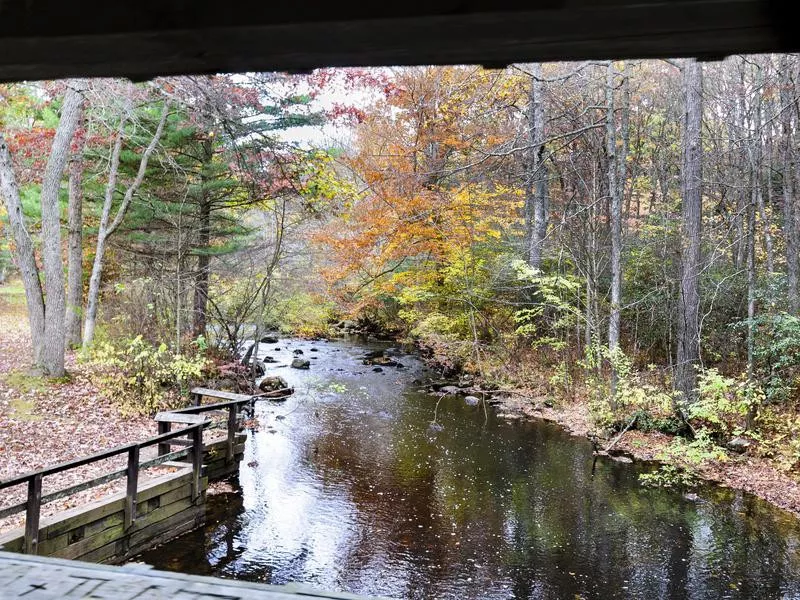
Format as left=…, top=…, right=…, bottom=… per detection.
left=690, top=368, right=758, bottom=438
left=88, top=335, right=207, bottom=415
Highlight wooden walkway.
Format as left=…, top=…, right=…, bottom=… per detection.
left=0, top=551, right=387, bottom=599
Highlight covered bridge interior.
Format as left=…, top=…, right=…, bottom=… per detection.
left=0, top=0, right=797, bottom=82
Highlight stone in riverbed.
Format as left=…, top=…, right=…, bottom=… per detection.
left=291, top=358, right=311, bottom=369
left=372, top=367, right=384, bottom=373
left=259, top=376, right=289, bottom=392
left=363, top=355, right=398, bottom=367
left=263, top=355, right=277, bottom=363
left=611, top=455, right=634, bottom=464
left=464, top=395, right=480, bottom=406
left=439, top=385, right=460, bottom=395
left=260, top=335, right=279, bottom=343
left=293, top=349, right=304, bottom=355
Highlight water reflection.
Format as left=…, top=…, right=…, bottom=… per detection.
left=139, top=339, right=800, bottom=599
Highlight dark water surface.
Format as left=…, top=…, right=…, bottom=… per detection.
left=140, top=339, right=800, bottom=599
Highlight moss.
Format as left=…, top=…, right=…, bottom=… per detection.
left=2, top=370, right=46, bottom=394
left=9, top=397, right=41, bottom=421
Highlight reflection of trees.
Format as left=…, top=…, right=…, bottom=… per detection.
left=145, top=383, right=800, bottom=599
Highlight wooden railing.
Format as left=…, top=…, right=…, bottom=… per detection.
left=156, top=388, right=255, bottom=467
left=0, top=387, right=256, bottom=556
left=0, top=424, right=204, bottom=555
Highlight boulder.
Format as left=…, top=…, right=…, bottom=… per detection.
left=363, top=349, right=385, bottom=360
left=464, top=395, right=480, bottom=406
left=310, top=348, right=319, bottom=352
left=726, top=437, right=753, bottom=454
left=293, top=349, right=304, bottom=355
left=372, top=367, right=384, bottom=373
left=260, top=335, right=279, bottom=344
left=291, top=358, right=311, bottom=369
left=440, top=385, right=460, bottom=395
left=259, top=376, right=289, bottom=392
left=263, top=355, right=277, bottom=363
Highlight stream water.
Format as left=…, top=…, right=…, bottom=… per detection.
left=139, top=338, right=800, bottom=599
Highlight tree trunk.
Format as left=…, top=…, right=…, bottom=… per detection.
left=82, top=109, right=126, bottom=350
left=675, top=59, right=703, bottom=405
left=192, top=138, right=214, bottom=338
left=65, top=106, right=87, bottom=349
left=780, top=57, right=799, bottom=313
left=83, top=100, right=169, bottom=349
left=0, top=135, right=46, bottom=363
left=607, top=62, right=623, bottom=402
left=525, top=63, right=548, bottom=270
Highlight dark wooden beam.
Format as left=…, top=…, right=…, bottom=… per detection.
left=0, top=0, right=794, bottom=81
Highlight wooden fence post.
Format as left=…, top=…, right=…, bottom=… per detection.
left=226, top=404, right=238, bottom=465
left=125, top=446, right=140, bottom=530
left=191, top=424, right=203, bottom=502
left=24, top=474, right=42, bottom=554
left=157, top=421, right=171, bottom=457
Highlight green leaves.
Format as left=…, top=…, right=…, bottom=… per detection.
left=88, top=335, right=207, bottom=416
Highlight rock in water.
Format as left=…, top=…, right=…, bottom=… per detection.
left=263, top=355, right=277, bottom=363
left=291, top=358, right=311, bottom=369
left=439, top=385, right=460, bottom=395
left=259, top=376, right=289, bottom=392
left=260, top=335, right=279, bottom=343
left=372, top=367, right=384, bottom=373
left=464, top=395, right=480, bottom=406
left=293, top=349, right=304, bottom=355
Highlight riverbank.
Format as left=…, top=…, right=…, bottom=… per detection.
left=355, top=330, right=800, bottom=519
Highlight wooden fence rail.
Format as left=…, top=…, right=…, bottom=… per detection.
left=0, top=424, right=204, bottom=555
left=0, top=387, right=256, bottom=557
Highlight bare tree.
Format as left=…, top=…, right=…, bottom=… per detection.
left=675, top=59, right=704, bottom=404
left=525, top=63, right=548, bottom=269
left=82, top=97, right=170, bottom=349
left=607, top=61, right=625, bottom=401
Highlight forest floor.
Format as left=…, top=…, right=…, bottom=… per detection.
left=493, top=392, right=800, bottom=518
left=0, top=281, right=156, bottom=534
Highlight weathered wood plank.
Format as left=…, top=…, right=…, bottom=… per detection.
left=154, top=411, right=207, bottom=424
left=190, top=387, right=254, bottom=402
left=1, top=550, right=388, bottom=598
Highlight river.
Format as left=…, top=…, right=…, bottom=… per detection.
left=139, top=338, right=800, bottom=599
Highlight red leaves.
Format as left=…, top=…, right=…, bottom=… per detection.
left=328, top=104, right=366, bottom=125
